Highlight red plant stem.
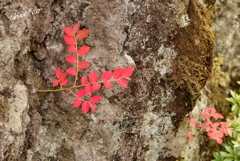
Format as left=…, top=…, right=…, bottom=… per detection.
left=68, top=89, right=87, bottom=102
left=74, top=37, right=78, bottom=86
left=68, top=89, right=78, bottom=97
left=37, top=78, right=119, bottom=92
left=190, top=121, right=226, bottom=132
left=190, top=126, right=208, bottom=132
left=37, top=88, right=71, bottom=92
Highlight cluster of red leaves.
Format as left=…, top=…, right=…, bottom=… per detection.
left=188, top=108, right=232, bottom=144
left=73, top=67, right=134, bottom=114
left=62, top=23, right=90, bottom=76
left=52, top=67, right=68, bottom=86
left=50, top=23, right=134, bottom=114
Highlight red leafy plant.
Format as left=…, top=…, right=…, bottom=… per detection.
left=188, top=108, right=232, bottom=144
left=38, top=23, right=134, bottom=114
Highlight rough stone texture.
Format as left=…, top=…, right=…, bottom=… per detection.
left=181, top=84, right=228, bottom=161
left=0, top=0, right=215, bottom=160
left=0, top=75, right=30, bottom=160
left=212, top=0, right=240, bottom=88
left=182, top=89, right=210, bottom=161
left=182, top=0, right=239, bottom=160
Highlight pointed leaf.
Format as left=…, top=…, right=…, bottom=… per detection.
left=72, top=23, right=80, bottom=34
left=78, top=46, right=90, bottom=56
left=225, top=121, right=232, bottom=127
left=101, top=71, right=112, bottom=81
left=118, top=79, right=128, bottom=88
left=89, top=95, right=102, bottom=104
left=93, top=82, right=101, bottom=90
left=59, top=72, right=67, bottom=81
left=52, top=79, right=59, bottom=87
left=67, top=68, right=77, bottom=75
left=85, top=85, right=93, bottom=95
left=68, top=45, right=77, bottom=53
left=81, top=76, right=88, bottom=85
left=78, top=61, right=90, bottom=69
left=76, top=89, right=86, bottom=97
left=60, top=79, right=68, bottom=86
left=124, top=77, right=131, bottom=80
left=63, top=35, right=76, bottom=46
left=89, top=71, right=98, bottom=83
left=66, top=55, right=77, bottom=64
left=76, top=29, right=89, bottom=40
left=213, top=113, right=224, bottom=120
left=56, top=67, right=62, bottom=79
left=227, top=128, right=232, bottom=137
left=89, top=104, right=96, bottom=112
left=73, top=98, right=82, bottom=107
left=104, top=81, right=112, bottom=89
left=123, top=67, right=134, bottom=77
left=62, top=27, right=74, bottom=36
left=82, top=102, right=90, bottom=114
left=113, top=68, right=124, bottom=79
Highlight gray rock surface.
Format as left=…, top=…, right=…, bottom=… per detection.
left=182, top=0, right=240, bottom=160
left=0, top=0, right=214, bottom=160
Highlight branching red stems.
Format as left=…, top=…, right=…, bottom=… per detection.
left=37, top=23, right=135, bottom=114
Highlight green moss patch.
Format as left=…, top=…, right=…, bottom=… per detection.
left=172, top=0, right=215, bottom=108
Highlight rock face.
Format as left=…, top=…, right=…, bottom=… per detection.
left=212, top=0, right=240, bottom=88
left=182, top=0, right=239, bottom=160
left=0, top=0, right=214, bottom=160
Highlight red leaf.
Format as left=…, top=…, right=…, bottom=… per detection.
left=124, top=77, right=131, bottom=80
left=89, top=95, right=102, bottom=104
left=59, top=72, right=67, bottom=81
left=113, top=68, right=124, bottom=79
left=187, top=131, right=194, bottom=141
left=67, top=68, right=77, bottom=75
left=76, top=29, right=89, bottom=40
left=72, top=23, right=80, bottom=34
left=66, top=55, right=77, bottom=64
left=104, top=81, right=112, bottom=89
left=63, top=35, right=76, bottom=46
left=101, top=71, right=112, bottom=81
left=73, top=98, right=82, bottom=107
left=76, top=89, right=86, bottom=97
left=68, top=46, right=77, bottom=53
left=89, top=104, right=96, bottom=112
left=78, top=61, right=90, bottom=69
left=85, top=85, right=93, bottom=95
left=78, top=46, right=90, bottom=56
left=93, top=82, right=101, bottom=90
left=89, top=71, right=98, bottom=83
left=82, top=102, right=90, bottom=114
left=56, top=67, right=62, bottom=79
left=123, top=67, right=134, bottom=77
left=52, top=79, right=59, bottom=87
left=62, top=27, right=74, bottom=36
left=81, top=76, right=88, bottom=85
left=118, top=79, right=128, bottom=88
left=227, top=128, right=232, bottom=137
left=225, top=121, right=232, bottom=127
left=60, top=79, right=68, bottom=86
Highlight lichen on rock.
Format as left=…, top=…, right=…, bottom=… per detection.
left=0, top=0, right=216, bottom=160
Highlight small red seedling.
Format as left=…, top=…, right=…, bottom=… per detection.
left=38, top=23, right=135, bottom=114
left=188, top=108, right=232, bottom=144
